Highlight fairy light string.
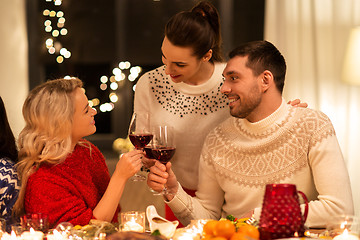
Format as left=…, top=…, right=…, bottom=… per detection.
left=43, top=0, right=71, bottom=63
left=42, top=1, right=142, bottom=112
left=88, top=61, right=142, bottom=113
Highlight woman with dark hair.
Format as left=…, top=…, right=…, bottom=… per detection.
left=0, top=96, right=20, bottom=229
left=135, top=1, right=228, bottom=225
left=137, top=1, right=305, bottom=225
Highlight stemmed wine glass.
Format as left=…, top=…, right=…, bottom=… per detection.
left=151, top=125, right=176, bottom=195
left=128, top=112, right=153, bottom=181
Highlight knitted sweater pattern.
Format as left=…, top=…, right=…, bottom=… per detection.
left=0, top=157, right=20, bottom=227
left=25, top=141, right=119, bottom=228
left=204, top=105, right=335, bottom=186
left=168, top=100, right=353, bottom=227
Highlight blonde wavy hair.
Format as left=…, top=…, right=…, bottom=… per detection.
left=13, top=78, right=83, bottom=217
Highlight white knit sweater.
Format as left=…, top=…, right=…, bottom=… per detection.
left=167, top=99, right=354, bottom=228
left=134, top=63, right=230, bottom=189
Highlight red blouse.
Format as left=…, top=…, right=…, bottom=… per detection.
left=24, top=140, right=120, bottom=228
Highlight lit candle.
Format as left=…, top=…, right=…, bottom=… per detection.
left=123, top=218, right=144, bottom=232
left=46, top=230, right=65, bottom=240
left=1, top=231, right=18, bottom=240
left=333, top=229, right=360, bottom=240
left=21, top=228, right=44, bottom=240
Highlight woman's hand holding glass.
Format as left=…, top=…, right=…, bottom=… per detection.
left=115, top=150, right=144, bottom=180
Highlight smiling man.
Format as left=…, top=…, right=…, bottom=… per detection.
left=147, top=41, right=354, bottom=228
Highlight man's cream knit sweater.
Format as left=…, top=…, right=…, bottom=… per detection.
left=168, top=100, right=354, bottom=228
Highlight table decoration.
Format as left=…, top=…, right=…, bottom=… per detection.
left=10, top=224, right=23, bottom=237
left=146, top=205, right=178, bottom=238
left=0, top=231, right=17, bottom=240
left=58, top=220, right=117, bottom=239
left=20, top=228, right=44, bottom=240
left=325, top=215, right=359, bottom=240
left=21, top=213, right=49, bottom=233
left=120, top=211, right=146, bottom=233
left=107, top=231, right=166, bottom=240
left=2, top=228, right=44, bottom=240
left=46, top=229, right=67, bottom=240
left=172, top=219, right=206, bottom=240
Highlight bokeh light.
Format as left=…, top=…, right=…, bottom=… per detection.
left=48, top=47, right=56, bottom=54
left=43, top=9, right=50, bottom=16
left=56, top=11, right=64, bottom=18
left=54, top=0, right=62, bottom=6
left=109, top=93, right=118, bottom=103
left=60, top=28, right=68, bottom=35
left=112, top=67, right=122, bottom=76
left=100, top=83, right=107, bottom=91
left=52, top=30, right=60, bottom=37
left=110, top=82, right=119, bottom=90
left=44, top=20, right=52, bottom=27
left=56, top=56, right=64, bottom=63
left=100, top=76, right=108, bottom=83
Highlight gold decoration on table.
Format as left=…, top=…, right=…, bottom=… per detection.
left=113, top=137, right=134, bottom=154
left=70, top=220, right=118, bottom=239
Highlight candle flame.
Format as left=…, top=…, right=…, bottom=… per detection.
left=341, top=221, right=348, bottom=229
left=10, top=231, right=17, bottom=239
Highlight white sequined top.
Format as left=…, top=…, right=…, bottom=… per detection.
left=134, top=63, right=229, bottom=190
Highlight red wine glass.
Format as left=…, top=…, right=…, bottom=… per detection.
left=151, top=125, right=176, bottom=195
left=128, top=112, right=153, bottom=181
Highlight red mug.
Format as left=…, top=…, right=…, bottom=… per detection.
left=259, top=184, right=309, bottom=240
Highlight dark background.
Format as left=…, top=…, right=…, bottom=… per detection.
left=26, top=0, right=264, bottom=150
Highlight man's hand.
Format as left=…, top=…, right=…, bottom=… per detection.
left=147, top=161, right=178, bottom=201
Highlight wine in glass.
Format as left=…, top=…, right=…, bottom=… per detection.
left=128, top=112, right=153, bottom=181
left=151, top=125, right=176, bottom=195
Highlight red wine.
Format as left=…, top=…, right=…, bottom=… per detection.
left=129, top=134, right=153, bottom=149
left=144, top=146, right=154, bottom=159
left=151, top=147, right=176, bottom=164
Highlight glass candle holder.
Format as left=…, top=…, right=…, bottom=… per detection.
left=120, top=211, right=146, bottom=233
left=10, top=223, right=23, bottom=236
left=326, top=215, right=360, bottom=240
left=21, top=213, right=49, bottom=233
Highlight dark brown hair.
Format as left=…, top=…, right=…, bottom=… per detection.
left=229, top=41, right=286, bottom=93
left=0, top=96, right=18, bottom=163
left=165, top=1, right=224, bottom=62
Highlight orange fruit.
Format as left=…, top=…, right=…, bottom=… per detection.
left=237, top=225, right=259, bottom=240
left=203, top=220, right=218, bottom=236
left=230, top=232, right=248, bottom=240
left=202, top=235, right=215, bottom=240
left=212, top=237, right=228, bottom=240
left=214, top=220, right=236, bottom=238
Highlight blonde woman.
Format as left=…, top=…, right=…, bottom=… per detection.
left=13, top=78, right=143, bottom=228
